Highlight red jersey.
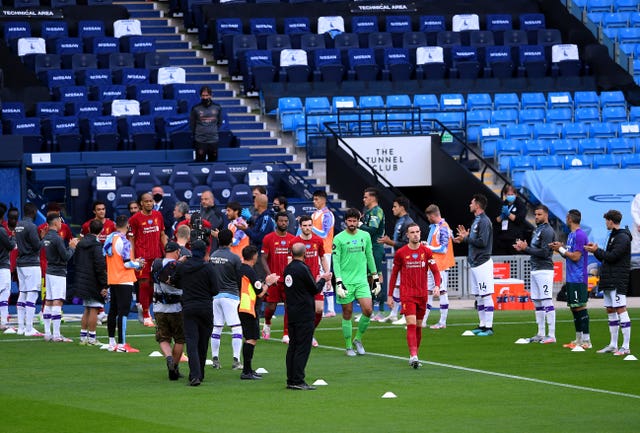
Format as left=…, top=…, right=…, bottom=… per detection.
left=81, top=218, right=116, bottom=243
left=261, top=231, right=295, bottom=282
left=128, top=210, right=165, bottom=261
left=292, top=234, right=325, bottom=278
left=389, top=244, right=441, bottom=299
left=38, top=221, right=74, bottom=276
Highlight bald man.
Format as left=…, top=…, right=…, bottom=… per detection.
left=237, top=194, right=274, bottom=254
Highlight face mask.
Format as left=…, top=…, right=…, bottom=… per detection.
left=272, top=205, right=280, bottom=213
left=153, top=193, right=163, bottom=203
left=201, top=98, right=211, bottom=106
left=506, top=195, right=516, bottom=203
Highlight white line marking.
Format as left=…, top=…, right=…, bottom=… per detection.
left=315, top=343, right=640, bottom=400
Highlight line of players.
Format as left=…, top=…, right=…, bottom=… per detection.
left=0, top=185, right=633, bottom=366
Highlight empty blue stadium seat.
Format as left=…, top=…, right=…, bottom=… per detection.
left=592, top=153, right=622, bottom=168
left=546, top=107, right=573, bottom=124
left=574, top=107, right=600, bottom=124
left=589, top=122, right=618, bottom=138
left=621, top=153, right=640, bottom=168
left=523, top=139, right=549, bottom=155
left=121, top=116, right=158, bottom=150
left=88, top=116, right=120, bottom=151
left=494, top=93, right=520, bottom=110
left=535, top=154, right=564, bottom=169
left=602, top=106, right=628, bottom=123
left=550, top=138, right=578, bottom=155
left=158, top=114, right=191, bottom=149
left=439, top=93, right=465, bottom=111
left=578, top=137, right=608, bottom=153
left=491, top=109, right=518, bottom=126
left=521, top=92, right=546, bottom=110
left=608, top=136, right=636, bottom=153
left=519, top=108, right=546, bottom=125
left=485, top=45, right=513, bottom=79
left=563, top=122, right=589, bottom=139
left=347, top=48, right=379, bottom=81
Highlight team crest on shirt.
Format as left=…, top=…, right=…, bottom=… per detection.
left=411, top=253, right=418, bottom=259
left=305, top=243, right=311, bottom=249
left=147, top=219, right=153, bottom=225
left=285, top=274, right=293, bottom=287
left=280, top=240, right=287, bottom=245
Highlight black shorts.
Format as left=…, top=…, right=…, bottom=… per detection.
left=239, top=312, right=260, bottom=341
left=155, top=311, right=185, bottom=344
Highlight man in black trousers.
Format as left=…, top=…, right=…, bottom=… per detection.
left=283, top=242, right=331, bottom=390
left=174, top=240, right=218, bottom=386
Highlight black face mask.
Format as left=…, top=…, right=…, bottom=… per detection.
left=201, top=98, right=212, bottom=106
left=272, top=206, right=280, bottom=213
left=153, top=193, right=163, bottom=203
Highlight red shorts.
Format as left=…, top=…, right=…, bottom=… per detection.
left=314, top=292, right=324, bottom=301
left=265, top=282, right=286, bottom=303
left=401, top=295, right=428, bottom=320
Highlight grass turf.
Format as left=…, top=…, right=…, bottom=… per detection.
left=1, top=307, right=639, bottom=433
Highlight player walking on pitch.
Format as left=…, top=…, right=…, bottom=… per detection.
left=388, top=223, right=440, bottom=368
left=333, top=208, right=380, bottom=356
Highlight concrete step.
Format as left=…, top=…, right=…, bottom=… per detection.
left=185, top=73, right=220, bottom=81
left=128, top=10, right=163, bottom=19
left=156, top=41, right=191, bottom=50
left=233, top=131, right=273, bottom=138
left=141, top=26, right=176, bottom=35
left=169, top=57, right=205, bottom=66
left=237, top=138, right=279, bottom=146
left=228, top=122, right=266, bottom=130
left=248, top=146, right=288, bottom=155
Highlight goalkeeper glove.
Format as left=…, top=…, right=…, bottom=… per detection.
left=335, top=279, right=347, bottom=298
left=371, top=274, right=382, bottom=297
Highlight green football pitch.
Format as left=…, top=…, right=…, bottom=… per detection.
left=1, top=307, right=638, bottom=433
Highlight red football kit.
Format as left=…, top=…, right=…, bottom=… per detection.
left=128, top=210, right=165, bottom=278
left=261, top=231, right=294, bottom=303
left=81, top=218, right=116, bottom=243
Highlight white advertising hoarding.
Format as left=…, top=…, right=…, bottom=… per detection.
left=341, top=136, right=432, bottom=186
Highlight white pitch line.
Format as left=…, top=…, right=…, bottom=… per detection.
left=316, top=343, right=640, bottom=400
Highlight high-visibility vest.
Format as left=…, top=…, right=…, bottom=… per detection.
left=106, top=236, right=137, bottom=285
left=238, top=274, right=260, bottom=317
left=429, top=220, right=455, bottom=271
left=312, top=207, right=334, bottom=254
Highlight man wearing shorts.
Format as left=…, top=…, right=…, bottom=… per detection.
left=129, top=192, right=167, bottom=327
left=260, top=212, right=295, bottom=342
left=388, top=223, right=440, bottom=368
left=454, top=194, right=495, bottom=336
left=292, top=215, right=329, bottom=347
left=514, top=205, right=556, bottom=344
left=42, top=212, right=79, bottom=342
left=152, top=242, right=184, bottom=380
left=238, top=245, right=278, bottom=380
left=210, top=229, right=244, bottom=369
left=15, top=203, right=43, bottom=337
left=550, top=209, right=592, bottom=349
left=585, top=209, right=633, bottom=356
left=333, top=208, right=379, bottom=356
left=0, top=203, right=15, bottom=331
left=310, top=190, right=336, bottom=317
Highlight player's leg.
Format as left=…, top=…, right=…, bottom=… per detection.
left=468, top=265, right=484, bottom=333
left=262, top=283, right=282, bottom=339
left=538, top=270, right=556, bottom=341
left=80, top=304, right=90, bottom=344
left=239, top=312, right=260, bottom=378
left=322, top=254, right=335, bottom=316
left=353, top=284, right=373, bottom=354
left=614, top=293, right=631, bottom=355
left=435, top=270, right=449, bottom=328
left=22, top=267, right=42, bottom=335
left=43, top=274, right=53, bottom=340
left=49, top=275, right=67, bottom=340
left=107, top=284, right=119, bottom=348
left=138, top=277, right=154, bottom=326
left=404, top=299, right=418, bottom=357
left=340, top=298, right=355, bottom=352
left=223, top=298, right=243, bottom=368
left=604, top=291, right=619, bottom=351
left=312, top=294, right=323, bottom=347
left=476, top=259, right=495, bottom=336
left=529, top=270, right=545, bottom=341
left=86, top=304, right=101, bottom=344
left=210, top=298, right=224, bottom=367
left=384, top=282, right=401, bottom=322
left=0, top=268, right=10, bottom=329
left=16, top=268, right=27, bottom=333
left=282, top=290, right=289, bottom=343
left=118, top=286, right=134, bottom=347
left=423, top=271, right=436, bottom=328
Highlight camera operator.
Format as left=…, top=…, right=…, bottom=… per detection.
left=199, top=190, right=224, bottom=251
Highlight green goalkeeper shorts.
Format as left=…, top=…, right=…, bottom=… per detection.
left=337, top=282, right=371, bottom=304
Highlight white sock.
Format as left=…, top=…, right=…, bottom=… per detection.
left=43, top=305, right=52, bottom=337
left=51, top=305, right=62, bottom=338
left=533, top=300, right=544, bottom=336
left=0, top=290, right=10, bottom=325
left=325, top=291, right=335, bottom=314
left=25, top=291, right=39, bottom=332
left=422, top=294, right=432, bottom=327
left=542, top=299, right=556, bottom=338
left=608, top=312, right=620, bottom=348
left=231, top=325, right=243, bottom=360
left=210, top=326, right=222, bottom=358
left=476, top=295, right=485, bottom=327
left=439, top=292, right=449, bottom=325
left=483, top=296, right=494, bottom=328
left=109, top=337, right=116, bottom=346
left=17, top=292, right=26, bottom=331
left=619, top=311, right=631, bottom=350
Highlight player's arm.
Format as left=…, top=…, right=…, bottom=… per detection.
left=592, top=234, right=630, bottom=263
left=364, top=234, right=377, bottom=275
left=0, top=227, right=15, bottom=251
left=388, top=253, right=401, bottom=297
left=311, top=212, right=334, bottom=238
left=427, top=250, right=442, bottom=288
left=525, top=229, right=554, bottom=259
left=359, top=209, right=382, bottom=235
left=331, top=240, right=342, bottom=281
left=260, top=243, right=272, bottom=275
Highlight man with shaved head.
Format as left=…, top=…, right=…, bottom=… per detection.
left=237, top=194, right=274, bottom=254
left=283, top=242, right=331, bottom=390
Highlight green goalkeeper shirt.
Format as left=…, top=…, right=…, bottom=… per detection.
left=332, top=229, right=377, bottom=285
left=360, top=205, right=385, bottom=256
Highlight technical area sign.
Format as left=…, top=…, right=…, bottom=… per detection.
left=341, top=136, right=432, bottom=186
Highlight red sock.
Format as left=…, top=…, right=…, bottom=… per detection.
left=314, top=312, right=322, bottom=329
left=283, top=309, right=289, bottom=336
left=406, top=324, right=417, bottom=357
left=264, top=306, right=275, bottom=325
left=138, top=279, right=152, bottom=318
left=416, top=325, right=423, bottom=349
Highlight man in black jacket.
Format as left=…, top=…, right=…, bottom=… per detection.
left=74, top=220, right=108, bottom=346
left=585, top=210, right=633, bottom=356
left=174, top=240, right=219, bottom=386
left=283, top=242, right=331, bottom=390
left=0, top=203, right=16, bottom=331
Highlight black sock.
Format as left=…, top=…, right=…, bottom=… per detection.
left=572, top=309, right=580, bottom=332
left=242, top=342, right=254, bottom=374
left=577, top=309, right=590, bottom=334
